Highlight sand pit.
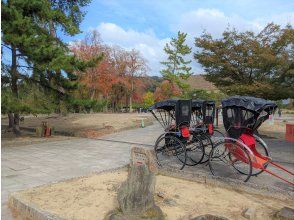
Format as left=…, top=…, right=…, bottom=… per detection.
left=10, top=169, right=294, bottom=220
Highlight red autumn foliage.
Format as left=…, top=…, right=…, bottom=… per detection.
left=154, top=80, right=182, bottom=101
left=71, top=31, right=149, bottom=110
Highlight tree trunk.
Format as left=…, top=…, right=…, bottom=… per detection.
left=49, top=20, right=56, bottom=37
left=129, top=95, right=132, bottom=113
left=13, top=113, right=21, bottom=135
left=8, top=113, right=14, bottom=128
left=129, top=80, right=134, bottom=113
left=49, top=19, right=63, bottom=115
left=10, top=46, right=21, bottom=136
left=90, top=89, right=96, bottom=100
left=6, top=113, right=20, bottom=135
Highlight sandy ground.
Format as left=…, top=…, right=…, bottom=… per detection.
left=2, top=113, right=153, bottom=134
left=1, top=113, right=154, bottom=146
left=258, top=118, right=293, bottom=139
left=11, top=169, right=294, bottom=220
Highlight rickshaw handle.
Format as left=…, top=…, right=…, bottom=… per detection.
left=263, top=168, right=294, bottom=186
left=269, top=161, right=294, bottom=176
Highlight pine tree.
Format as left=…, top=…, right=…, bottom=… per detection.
left=1, top=0, right=94, bottom=135
left=194, top=23, right=294, bottom=100
left=160, top=31, right=192, bottom=91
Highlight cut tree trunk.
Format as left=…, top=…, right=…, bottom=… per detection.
left=106, top=147, right=164, bottom=220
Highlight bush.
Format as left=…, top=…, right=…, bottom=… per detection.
left=92, top=100, right=108, bottom=112
left=69, top=98, right=108, bottom=113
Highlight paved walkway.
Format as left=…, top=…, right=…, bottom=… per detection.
left=2, top=123, right=294, bottom=219
left=1, top=124, right=160, bottom=219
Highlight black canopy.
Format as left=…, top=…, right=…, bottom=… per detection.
left=191, top=100, right=205, bottom=109
left=149, top=99, right=179, bottom=111
left=222, top=96, right=277, bottom=113
left=192, top=100, right=215, bottom=109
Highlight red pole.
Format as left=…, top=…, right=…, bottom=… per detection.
left=270, top=161, right=294, bottom=175
left=263, top=169, right=294, bottom=186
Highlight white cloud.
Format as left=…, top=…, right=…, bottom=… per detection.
left=176, top=8, right=259, bottom=40
left=253, top=12, right=294, bottom=28
left=173, top=8, right=294, bottom=74
left=92, top=10, right=294, bottom=76
left=176, top=8, right=294, bottom=39
left=95, top=22, right=169, bottom=75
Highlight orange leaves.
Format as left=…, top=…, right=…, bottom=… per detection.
left=70, top=31, right=150, bottom=107
left=154, top=80, right=182, bottom=101
left=72, top=40, right=116, bottom=98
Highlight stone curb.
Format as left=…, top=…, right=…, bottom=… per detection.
left=9, top=195, right=61, bottom=220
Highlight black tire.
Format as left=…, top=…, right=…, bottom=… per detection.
left=210, top=129, right=225, bottom=145
left=185, top=135, right=205, bottom=166
left=210, top=129, right=226, bottom=157
left=253, top=137, right=269, bottom=176
left=154, top=134, right=187, bottom=170
left=198, top=134, right=213, bottom=163
left=209, top=139, right=252, bottom=182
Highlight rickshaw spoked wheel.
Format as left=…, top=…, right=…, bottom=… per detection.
left=236, top=135, right=269, bottom=176
left=198, top=134, right=214, bottom=164
left=210, top=129, right=225, bottom=146
left=185, top=135, right=205, bottom=166
left=154, top=134, right=187, bottom=170
left=208, top=139, right=252, bottom=182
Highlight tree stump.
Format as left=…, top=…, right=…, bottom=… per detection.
left=106, top=147, right=164, bottom=220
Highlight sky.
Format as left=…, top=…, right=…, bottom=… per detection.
left=63, top=0, right=294, bottom=76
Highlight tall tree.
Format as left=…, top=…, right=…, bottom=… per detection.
left=46, top=0, right=92, bottom=112
left=72, top=31, right=116, bottom=102
left=194, top=23, right=294, bottom=100
left=160, top=31, right=192, bottom=91
left=1, top=0, right=93, bottom=135
left=126, top=49, right=148, bottom=112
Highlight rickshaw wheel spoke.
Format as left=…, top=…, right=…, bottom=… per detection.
left=185, top=136, right=205, bottom=166
left=209, top=140, right=252, bottom=182
left=154, top=134, right=187, bottom=170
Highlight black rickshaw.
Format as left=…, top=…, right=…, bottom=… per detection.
left=149, top=99, right=204, bottom=170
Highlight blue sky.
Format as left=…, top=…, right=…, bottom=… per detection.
left=64, top=0, right=294, bottom=75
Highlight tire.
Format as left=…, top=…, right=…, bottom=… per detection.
left=185, top=135, right=205, bottom=166
left=210, top=129, right=226, bottom=157
left=211, top=129, right=225, bottom=145
left=154, top=134, right=187, bottom=170
left=198, top=134, right=214, bottom=163
left=253, top=137, right=269, bottom=176
left=234, top=135, right=269, bottom=176
left=209, top=139, right=252, bottom=182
